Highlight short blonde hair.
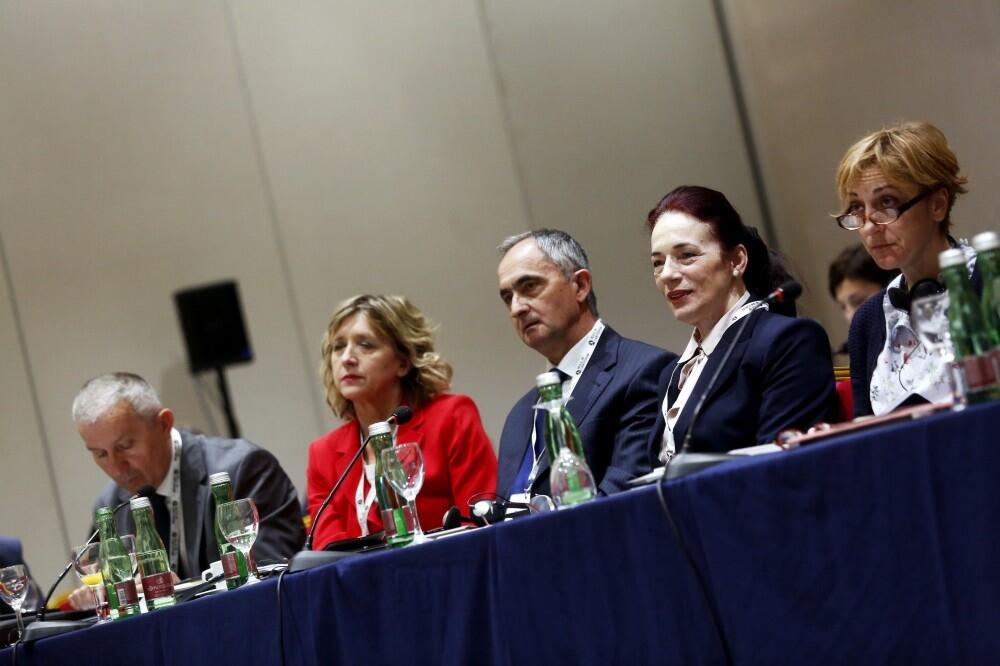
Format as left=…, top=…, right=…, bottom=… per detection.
left=835, top=121, right=968, bottom=230
left=320, top=295, right=452, bottom=421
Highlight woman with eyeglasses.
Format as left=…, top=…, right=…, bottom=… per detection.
left=835, top=121, right=971, bottom=416
left=645, top=185, right=835, bottom=459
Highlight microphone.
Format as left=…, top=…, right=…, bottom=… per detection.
left=667, top=282, right=802, bottom=480
left=386, top=406, right=413, bottom=426
left=289, top=406, right=410, bottom=572
left=25, top=485, right=155, bottom=641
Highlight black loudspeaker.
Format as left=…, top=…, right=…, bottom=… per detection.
left=174, top=281, right=253, bottom=374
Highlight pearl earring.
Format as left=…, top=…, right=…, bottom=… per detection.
left=732, top=270, right=740, bottom=277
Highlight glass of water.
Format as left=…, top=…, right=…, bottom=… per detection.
left=911, top=291, right=966, bottom=409
left=381, top=443, right=427, bottom=545
left=216, top=499, right=260, bottom=578
left=0, top=564, right=29, bottom=640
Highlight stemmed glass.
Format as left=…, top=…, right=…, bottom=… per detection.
left=216, top=498, right=260, bottom=578
left=911, top=291, right=966, bottom=409
left=380, top=443, right=427, bottom=545
left=0, top=564, right=29, bottom=640
left=72, top=543, right=110, bottom=622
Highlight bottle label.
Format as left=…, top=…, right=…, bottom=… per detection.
left=961, top=356, right=997, bottom=390
left=221, top=552, right=241, bottom=579
left=141, top=572, right=175, bottom=599
left=114, top=580, right=139, bottom=606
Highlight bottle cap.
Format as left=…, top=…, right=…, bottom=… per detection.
left=972, top=231, right=1000, bottom=252
left=368, top=421, right=391, bottom=436
left=535, top=371, right=563, bottom=388
left=209, top=472, right=231, bottom=486
left=130, top=496, right=151, bottom=510
left=939, top=248, right=966, bottom=269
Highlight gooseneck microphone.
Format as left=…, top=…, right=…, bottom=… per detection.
left=672, top=280, right=802, bottom=474
left=23, top=485, right=156, bottom=641
left=289, top=406, right=413, bottom=572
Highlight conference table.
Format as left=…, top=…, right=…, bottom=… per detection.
left=4, top=401, right=999, bottom=665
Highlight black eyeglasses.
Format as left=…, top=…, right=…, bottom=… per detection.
left=836, top=190, right=929, bottom=231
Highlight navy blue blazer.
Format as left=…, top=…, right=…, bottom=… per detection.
left=497, top=326, right=676, bottom=498
left=649, top=310, right=836, bottom=455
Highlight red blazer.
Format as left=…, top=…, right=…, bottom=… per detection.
left=306, top=393, right=497, bottom=550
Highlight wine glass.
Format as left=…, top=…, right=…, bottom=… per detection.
left=216, top=499, right=260, bottom=578
left=72, top=543, right=110, bottom=622
left=0, top=564, right=29, bottom=640
left=911, top=291, right=966, bottom=409
left=119, top=535, right=138, bottom=579
left=380, top=443, right=427, bottom=544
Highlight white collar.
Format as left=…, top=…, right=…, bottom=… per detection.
left=555, top=318, right=604, bottom=377
left=678, top=291, right=752, bottom=362
left=155, top=428, right=183, bottom=496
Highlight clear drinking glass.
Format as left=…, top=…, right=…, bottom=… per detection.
left=72, top=543, right=110, bottom=622
left=216, top=498, right=260, bottom=578
left=911, top=291, right=966, bottom=409
left=380, top=443, right=427, bottom=545
left=0, top=564, right=29, bottom=640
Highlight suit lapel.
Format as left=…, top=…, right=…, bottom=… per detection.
left=674, top=312, right=758, bottom=444
left=180, top=432, right=207, bottom=575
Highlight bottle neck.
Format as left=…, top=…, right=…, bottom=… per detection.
left=211, top=482, right=234, bottom=504
left=96, top=512, right=117, bottom=540
left=941, top=265, right=972, bottom=295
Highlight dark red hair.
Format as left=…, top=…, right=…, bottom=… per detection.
left=647, top=185, right=794, bottom=312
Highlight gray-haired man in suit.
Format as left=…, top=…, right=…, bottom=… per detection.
left=72, top=373, right=304, bottom=583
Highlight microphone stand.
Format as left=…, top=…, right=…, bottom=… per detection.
left=23, top=493, right=140, bottom=643
left=287, top=434, right=375, bottom=573
left=663, top=305, right=760, bottom=481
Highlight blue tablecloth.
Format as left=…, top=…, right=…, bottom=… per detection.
left=5, top=402, right=999, bottom=665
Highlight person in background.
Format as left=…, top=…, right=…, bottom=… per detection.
left=646, top=185, right=836, bottom=458
left=496, top=229, right=674, bottom=500
left=72, top=373, right=304, bottom=588
left=834, top=121, right=971, bottom=416
left=306, top=295, right=496, bottom=550
left=827, top=243, right=898, bottom=356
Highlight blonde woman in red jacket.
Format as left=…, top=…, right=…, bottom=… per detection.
left=306, top=294, right=497, bottom=550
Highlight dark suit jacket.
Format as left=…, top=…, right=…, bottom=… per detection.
left=498, top=326, right=676, bottom=497
left=92, top=429, right=305, bottom=579
left=650, top=310, right=836, bottom=455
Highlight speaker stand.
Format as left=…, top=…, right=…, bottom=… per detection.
left=215, top=366, right=241, bottom=439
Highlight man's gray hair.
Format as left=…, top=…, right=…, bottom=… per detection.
left=497, top=228, right=599, bottom=316
left=72, top=372, right=163, bottom=425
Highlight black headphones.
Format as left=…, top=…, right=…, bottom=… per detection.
left=440, top=494, right=538, bottom=530
left=888, top=277, right=946, bottom=312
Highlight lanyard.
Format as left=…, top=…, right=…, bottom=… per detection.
left=524, top=320, right=606, bottom=493
left=166, top=429, right=183, bottom=573
left=353, top=430, right=377, bottom=536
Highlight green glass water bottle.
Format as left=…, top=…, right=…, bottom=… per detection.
left=535, top=371, right=596, bottom=508
left=209, top=472, right=251, bottom=589
left=972, top=232, right=1000, bottom=344
left=369, top=421, right=413, bottom=548
left=95, top=507, right=140, bottom=619
left=130, top=496, right=176, bottom=610
left=939, top=248, right=999, bottom=403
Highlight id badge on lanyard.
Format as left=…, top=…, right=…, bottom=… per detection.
left=167, top=429, right=183, bottom=573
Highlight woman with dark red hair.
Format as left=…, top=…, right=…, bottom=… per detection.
left=645, top=185, right=836, bottom=458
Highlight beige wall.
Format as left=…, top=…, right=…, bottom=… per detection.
left=1, top=0, right=996, bottom=591
left=0, top=0, right=751, bottom=587
left=724, top=0, right=1000, bottom=343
